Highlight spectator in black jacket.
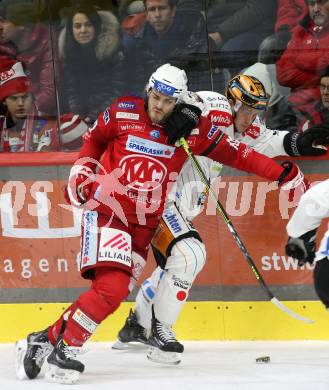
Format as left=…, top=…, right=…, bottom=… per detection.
left=206, top=0, right=276, bottom=50
left=179, top=2, right=277, bottom=50
left=180, top=0, right=277, bottom=73
left=123, top=0, right=222, bottom=93
left=58, top=2, right=126, bottom=124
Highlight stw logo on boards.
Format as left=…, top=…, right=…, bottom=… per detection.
left=119, top=154, right=167, bottom=191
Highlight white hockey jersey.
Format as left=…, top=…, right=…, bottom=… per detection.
left=197, top=91, right=288, bottom=158
left=286, top=179, right=329, bottom=261
left=168, top=91, right=290, bottom=221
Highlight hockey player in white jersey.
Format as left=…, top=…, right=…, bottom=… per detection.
left=202, top=75, right=329, bottom=159
left=114, top=75, right=329, bottom=364
left=286, top=179, right=329, bottom=311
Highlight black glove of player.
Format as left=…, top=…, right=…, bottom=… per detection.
left=285, top=229, right=317, bottom=266
left=283, top=126, right=329, bottom=156
left=164, top=103, right=201, bottom=144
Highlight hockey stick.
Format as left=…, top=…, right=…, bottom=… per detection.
left=179, top=137, right=314, bottom=324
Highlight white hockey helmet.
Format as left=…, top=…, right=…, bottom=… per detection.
left=147, top=63, right=188, bottom=100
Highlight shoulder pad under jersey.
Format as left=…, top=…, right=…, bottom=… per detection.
left=197, top=91, right=232, bottom=115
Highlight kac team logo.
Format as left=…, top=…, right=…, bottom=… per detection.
left=119, top=154, right=167, bottom=191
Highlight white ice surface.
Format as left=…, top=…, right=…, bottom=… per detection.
left=2, top=341, right=329, bottom=389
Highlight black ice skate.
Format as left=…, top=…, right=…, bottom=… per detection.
left=15, top=327, right=53, bottom=380
left=45, top=336, right=84, bottom=384
left=147, top=306, right=184, bottom=365
left=112, top=308, right=149, bottom=350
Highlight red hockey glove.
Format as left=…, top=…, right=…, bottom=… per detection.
left=277, top=161, right=309, bottom=204
left=64, top=165, right=94, bottom=207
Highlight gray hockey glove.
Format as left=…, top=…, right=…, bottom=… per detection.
left=285, top=229, right=317, bottom=266
left=283, top=126, right=329, bottom=156
left=164, top=103, right=201, bottom=144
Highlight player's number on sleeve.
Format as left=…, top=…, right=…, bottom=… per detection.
left=226, top=137, right=240, bottom=150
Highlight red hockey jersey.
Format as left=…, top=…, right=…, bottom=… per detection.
left=78, top=95, right=286, bottom=227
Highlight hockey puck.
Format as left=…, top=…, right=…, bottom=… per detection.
left=255, top=356, right=270, bottom=363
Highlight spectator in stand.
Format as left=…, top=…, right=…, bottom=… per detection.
left=124, top=0, right=214, bottom=93
left=121, top=1, right=146, bottom=41
left=207, top=0, right=276, bottom=50
left=176, top=0, right=277, bottom=54
left=119, top=0, right=145, bottom=19
left=0, top=57, right=89, bottom=152
left=205, top=0, right=277, bottom=73
left=276, top=0, right=329, bottom=113
left=0, top=4, right=17, bottom=58
left=258, top=0, right=309, bottom=64
left=0, top=58, right=59, bottom=152
left=58, top=2, right=126, bottom=124
left=0, top=2, right=60, bottom=115
left=177, top=1, right=277, bottom=75
left=275, top=0, right=308, bottom=43
left=299, top=66, right=329, bottom=130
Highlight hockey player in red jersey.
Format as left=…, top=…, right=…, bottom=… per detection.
left=15, top=64, right=307, bottom=384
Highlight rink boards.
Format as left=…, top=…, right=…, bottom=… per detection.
left=2, top=301, right=329, bottom=343
left=0, top=154, right=329, bottom=342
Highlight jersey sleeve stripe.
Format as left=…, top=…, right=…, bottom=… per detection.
left=200, top=132, right=225, bottom=157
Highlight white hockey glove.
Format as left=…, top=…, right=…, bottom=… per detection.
left=180, top=91, right=205, bottom=112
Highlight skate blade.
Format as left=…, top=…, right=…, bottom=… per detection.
left=112, top=340, right=148, bottom=350
left=15, top=339, right=28, bottom=380
left=45, top=363, right=81, bottom=385
left=147, top=346, right=181, bottom=365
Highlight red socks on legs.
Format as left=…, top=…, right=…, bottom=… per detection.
left=48, top=267, right=130, bottom=346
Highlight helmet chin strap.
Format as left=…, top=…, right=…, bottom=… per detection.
left=231, top=100, right=243, bottom=133
left=233, top=100, right=242, bottom=113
